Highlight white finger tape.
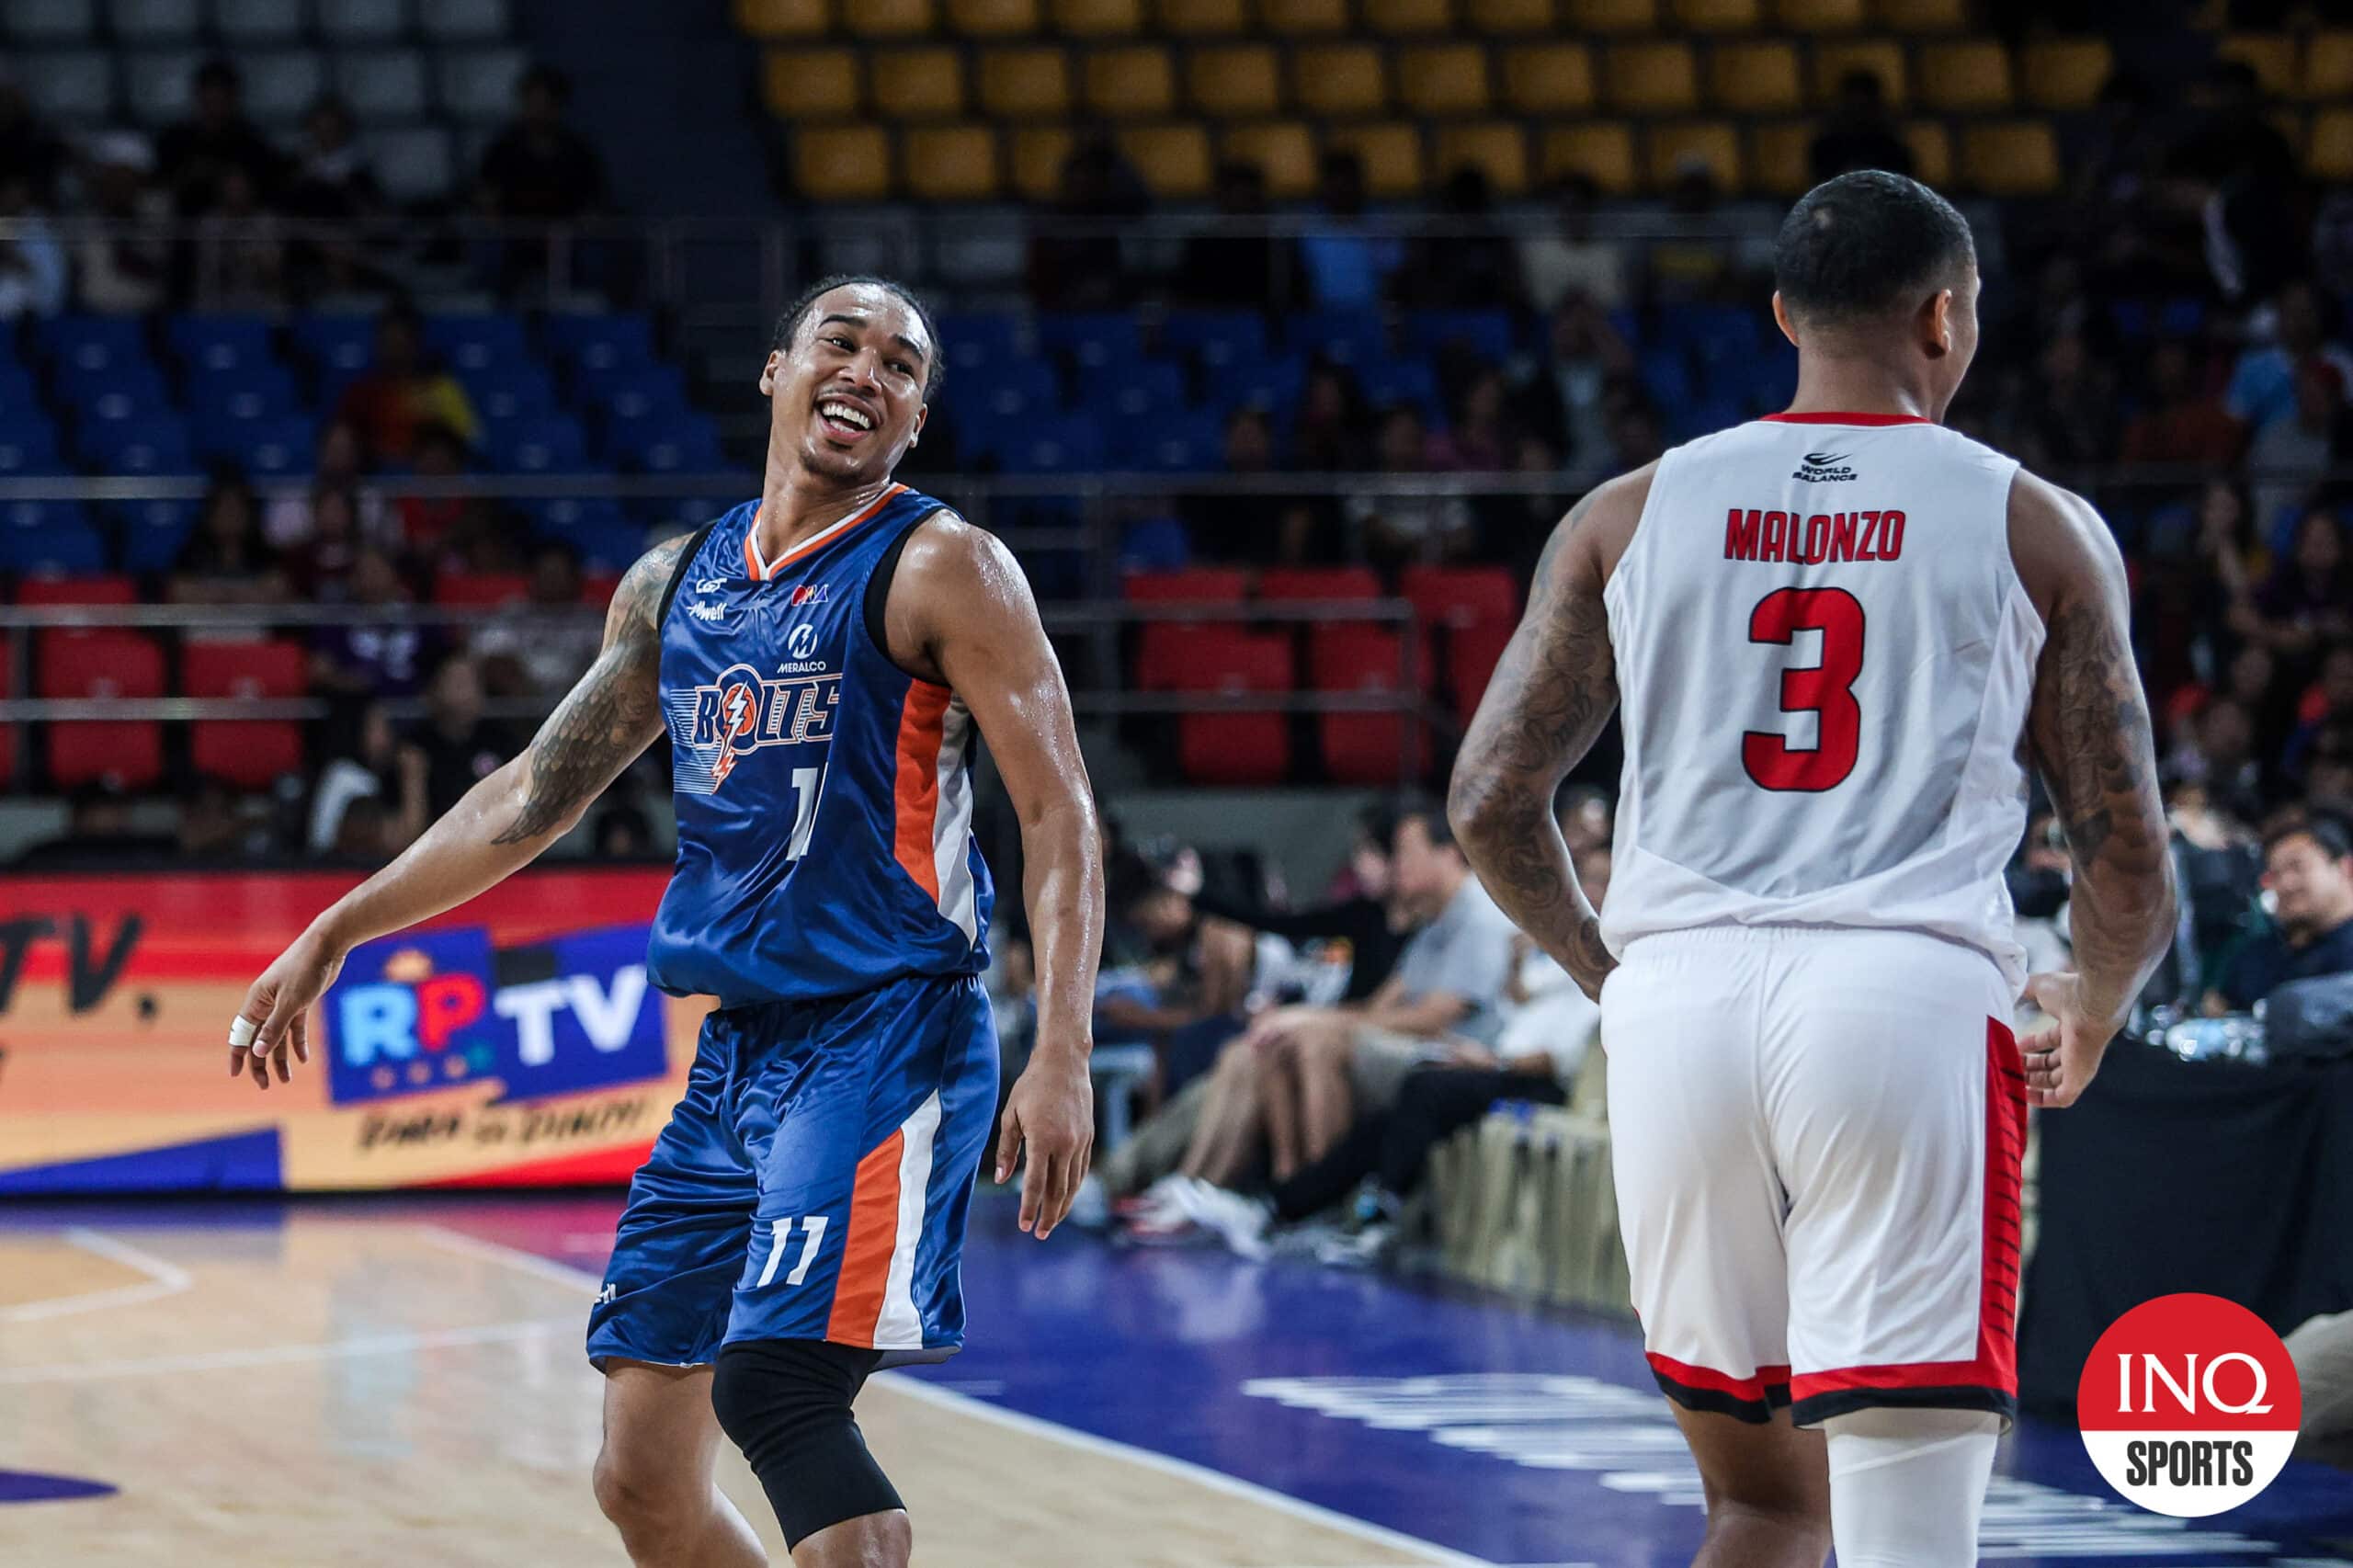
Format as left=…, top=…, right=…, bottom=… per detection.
left=228, top=1017, right=257, bottom=1051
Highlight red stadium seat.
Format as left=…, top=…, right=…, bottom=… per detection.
left=37, top=631, right=165, bottom=789
left=1256, top=565, right=1380, bottom=602
left=14, top=575, right=138, bottom=607
left=1400, top=564, right=1517, bottom=631
left=582, top=572, right=623, bottom=608
left=182, top=639, right=308, bottom=788
left=1310, top=623, right=1428, bottom=784
left=48, top=722, right=164, bottom=790
left=1170, top=626, right=1292, bottom=784
left=1126, top=567, right=1248, bottom=694
left=433, top=570, right=533, bottom=607
left=1446, top=619, right=1515, bottom=724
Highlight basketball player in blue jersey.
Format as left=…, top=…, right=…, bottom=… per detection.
left=225, top=276, right=1106, bottom=1568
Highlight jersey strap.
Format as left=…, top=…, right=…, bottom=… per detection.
left=655, top=518, right=723, bottom=627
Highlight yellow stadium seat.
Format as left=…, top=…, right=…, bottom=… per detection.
left=1011, top=126, right=1074, bottom=196
left=869, top=49, right=967, bottom=118
left=1325, top=121, right=1426, bottom=196
left=980, top=48, right=1072, bottom=117
left=2312, top=108, right=2353, bottom=179
left=1774, top=0, right=1860, bottom=25
left=846, top=0, right=933, bottom=35
left=1917, top=40, right=2012, bottom=111
left=2219, top=35, right=2298, bottom=99
left=1605, top=40, right=1697, bottom=113
left=904, top=124, right=1001, bottom=198
left=1711, top=41, right=1802, bottom=112
left=1899, top=118, right=1949, bottom=184
left=946, top=0, right=1039, bottom=33
left=737, top=0, right=830, bottom=38
left=1188, top=44, right=1282, bottom=115
left=1295, top=45, right=1389, bottom=116
left=1156, top=0, right=1245, bottom=28
left=1467, top=0, right=1552, bottom=31
left=1259, top=0, right=1349, bottom=31
left=1365, top=0, right=1453, bottom=29
left=1120, top=122, right=1213, bottom=194
left=1084, top=46, right=1176, bottom=116
left=2021, top=39, right=2111, bottom=110
left=1502, top=42, right=1593, bottom=113
left=1540, top=121, right=1636, bottom=192
left=1398, top=44, right=1490, bottom=115
left=1672, top=0, right=1760, bottom=28
left=1876, top=0, right=1962, bottom=27
left=765, top=49, right=862, bottom=119
left=2306, top=33, right=2353, bottom=99
left=1749, top=119, right=1814, bottom=194
left=1812, top=39, right=1906, bottom=106
left=796, top=125, right=892, bottom=199
left=1434, top=122, right=1529, bottom=192
left=1647, top=119, right=1740, bottom=190
left=1222, top=121, right=1320, bottom=195
left=1051, top=0, right=1142, bottom=30
left=1959, top=121, right=2057, bottom=196
left=1567, top=0, right=1654, bottom=28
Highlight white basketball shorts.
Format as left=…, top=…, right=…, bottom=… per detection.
left=1600, top=925, right=2027, bottom=1428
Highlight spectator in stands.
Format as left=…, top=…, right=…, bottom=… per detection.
left=191, top=165, right=285, bottom=310
left=402, top=654, right=516, bottom=819
left=1028, top=131, right=1151, bottom=312
left=2170, top=60, right=2305, bottom=304
left=171, top=473, right=289, bottom=606
left=2016, top=330, right=2122, bottom=471
left=1808, top=69, right=1912, bottom=186
left=400, top=423, right=518, bottom=574
left=2169, top=696, right=2274, bottom=825
left=2287, top=643, right=2353, bottom=781
left=1519, top=292, right=1633, bottom=486
left=11, top=783, right=177, bottom=869
left=0, top=172, right=67, bottom=321
left=596, top=798, right=657, bottom=858
left=157, top=58, right=287, bottom=218
left=1347, top=404, right=1476, bottom=568
left=0, top=77, right=66, bottom=208
left=2235, top=508, right=2351, bottom=669
left=1430, top=367, right=1513, bottom=475
left=1398, top=167, right=1524, bottom=313
left=1179, top=161, right=1293, bottom=310
left=1519, top=174, right=1626, bottom=317
left=336, top=307, right=481, bottom=467
left=76, top=132, right=170, bottom=315
left=476, top=65, right=608, bottom=223
left=286, top=97, right=382, bottom=222
left=2121, top=338, right=2242, bottom=469
left=280, top=484, right=367, bottom=601
left=1289, top=358, right=1370, bottom=472
left=472, top=540, right=603, bottom=699
left=1187, top=405, right=1337, bottom=563
left=2228, top=281, right=2353, bottom=439
left=265, top=421, right=388, bottom=551
left=2245, top=363, right=2348, bottom=549
left=2208, top=812, right=2353, bottom=1011
left=1188, top=803, right=1410, bottom=1007
left=309, top=700, right=427, bottom=858
left=311, top=547, right=437, bottom=700
left=1299, top=152, right=1402, bottom=312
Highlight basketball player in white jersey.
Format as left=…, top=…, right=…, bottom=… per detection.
left=1449, top=171, right=2177, bottom=1567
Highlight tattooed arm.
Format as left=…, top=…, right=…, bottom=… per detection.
left=2010, top=472, right=2176, bottom=1108
left=1447, top=470, right=1649, bottom=1001
left=226, top=534, right=686, bottom=1087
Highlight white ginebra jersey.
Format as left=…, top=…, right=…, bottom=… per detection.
left=1599, top=414, right=2042, bottom=992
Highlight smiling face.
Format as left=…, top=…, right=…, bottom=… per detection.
left=761, top=282, right=933, bottom=488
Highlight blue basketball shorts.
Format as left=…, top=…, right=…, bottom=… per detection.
left=586, top=971, right=999, bottom=1371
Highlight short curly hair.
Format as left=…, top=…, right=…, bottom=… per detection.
left=769, top=274, right=944, bottom=398
left=1775, top=170, right=1976, bottom=329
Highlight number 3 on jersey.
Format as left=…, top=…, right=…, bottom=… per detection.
left=1742, top=587, right=1865, bottom=792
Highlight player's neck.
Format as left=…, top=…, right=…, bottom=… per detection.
left=1781, top=360, right=1937, bottom=424
left=754, top=464, right=898, bottom=558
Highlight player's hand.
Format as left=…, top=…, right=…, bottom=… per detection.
left=994, top=1045, right=1094, bottom=1240
left=228, top=926, right=346, bottom=1091
left=2019, top=970, right=2113, bottom=1109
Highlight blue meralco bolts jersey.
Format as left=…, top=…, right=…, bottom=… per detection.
left=645, top=485, right=993, bottom=1006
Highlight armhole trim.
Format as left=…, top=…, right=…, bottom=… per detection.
left=864, top=506, right=949, bottom=679
left=655, top=519, right=722, bottom=629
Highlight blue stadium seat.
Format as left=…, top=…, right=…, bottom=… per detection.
left=620, top=415, right=723, bottom=474
left=1638, top=347, right=1694, bottom=414
left=0, top=524, right=108, bottom=575
left=529, top=496, right=631, bottom=536
left=954, top=358, right=1061, bottom=425
left=1160, top=311, right=1268, bottom=371
left=1405, top=309, right=1517, bottom=366
left=1101, top=363, right=1189, bottom=459
left=218, top=417, right=313, bottom=476
left=169, top=313, right=278, bottom=373
left=1358, top=359, right=1443, bottom=423
left=489, top=415, right=588, bottom=473
left=81, top=415, right=194, bottom=474
left=461, top=363, right=559, bottom=423
left=1038, top=313, right=1142, bottom=372
left=189, top=363, right=302, bottom=415
left=291, top=314, right=374, bottom=372
left=545, top=312, right=654, bottom=369
left=114, top=497, right=200, bottom=573
left=1210, top=355, right=1306, bottom=415
left=574, top=521, right=652, bottom=574
left=0, top=359, right=37, bottom=402
left=0, top=418, right=67, bottom=475
left=570, top=358, right=687, bottom=412
left=593, top=364, right=689, bottom=421
left=935, top=312, right=1025, bottom=376
left=1125, top=410, right=1226, bottom=472
left=1288, top=311, right=1387, bottom=368
left=424, top=312, right=529, bottom=372
left=57, top=361, right=171, bottom=412
left=2, top=499, right=91, bottom=538
left=999, top=415, right=1104, bottom=474
left=38, top=313, right=147, bottom=366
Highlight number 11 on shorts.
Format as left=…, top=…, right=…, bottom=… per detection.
left=756, top=1214, right=829, bottom=1288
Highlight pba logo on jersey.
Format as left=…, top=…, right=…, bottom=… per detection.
left=1792, top=450, right=1858, bottom=483
left=2077, top=1293, right=2302, bottom=1517
left=665, top=658, right=841, bottom=795
left=322, top=926, right=668, bottom=1106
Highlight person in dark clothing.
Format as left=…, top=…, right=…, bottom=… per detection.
left=1189, top=804, right=1409, bottom=1002
left=1026, top=131, right=1151, bottom=312
left=399, top=655, right=517, bottom=819
left=1808, top=70, right=1913, bottom=186
left=1269, top=1061, right=1566, bottom=1223
left=2210, top=812, right=2353, bottom=1011
left=156, top=58, right=287, bottom=216
left=0, top=79, right=67, bottom=207
left=1397, top=166, right=1527, bottom=312
left=477, top=65, right=607, bottom=221
left=1179, top=160, right=1294, bottom=309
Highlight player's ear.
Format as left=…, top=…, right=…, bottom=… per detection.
left=1769, top=290, right=1800, bottom=349
left=1922, top=289, right=1954, bottom=360
left=758, top=349, right=782, bottom=397
left=910, top=403, right=928, bottom=449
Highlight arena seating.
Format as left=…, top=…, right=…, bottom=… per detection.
left=737, top=0, right=2353, bottom=200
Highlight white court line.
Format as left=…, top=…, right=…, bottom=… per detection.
left=0, top=1228, right=193, bottom=1324
left=0, top=1317, right=578, bottom=1385
left=433, top=1223, right=1500, bottom=1568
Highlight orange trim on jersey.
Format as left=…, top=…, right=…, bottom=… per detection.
left=741, top=485, right=905, bottom=582
left=743, top=527, right=765, bottom=581
left=892, top=681, right=952, bottom=901
left=825, top=1128, right=907, bottom=1346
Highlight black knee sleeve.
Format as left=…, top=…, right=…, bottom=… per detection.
left=710, top=1339, right=903, bottom=1550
